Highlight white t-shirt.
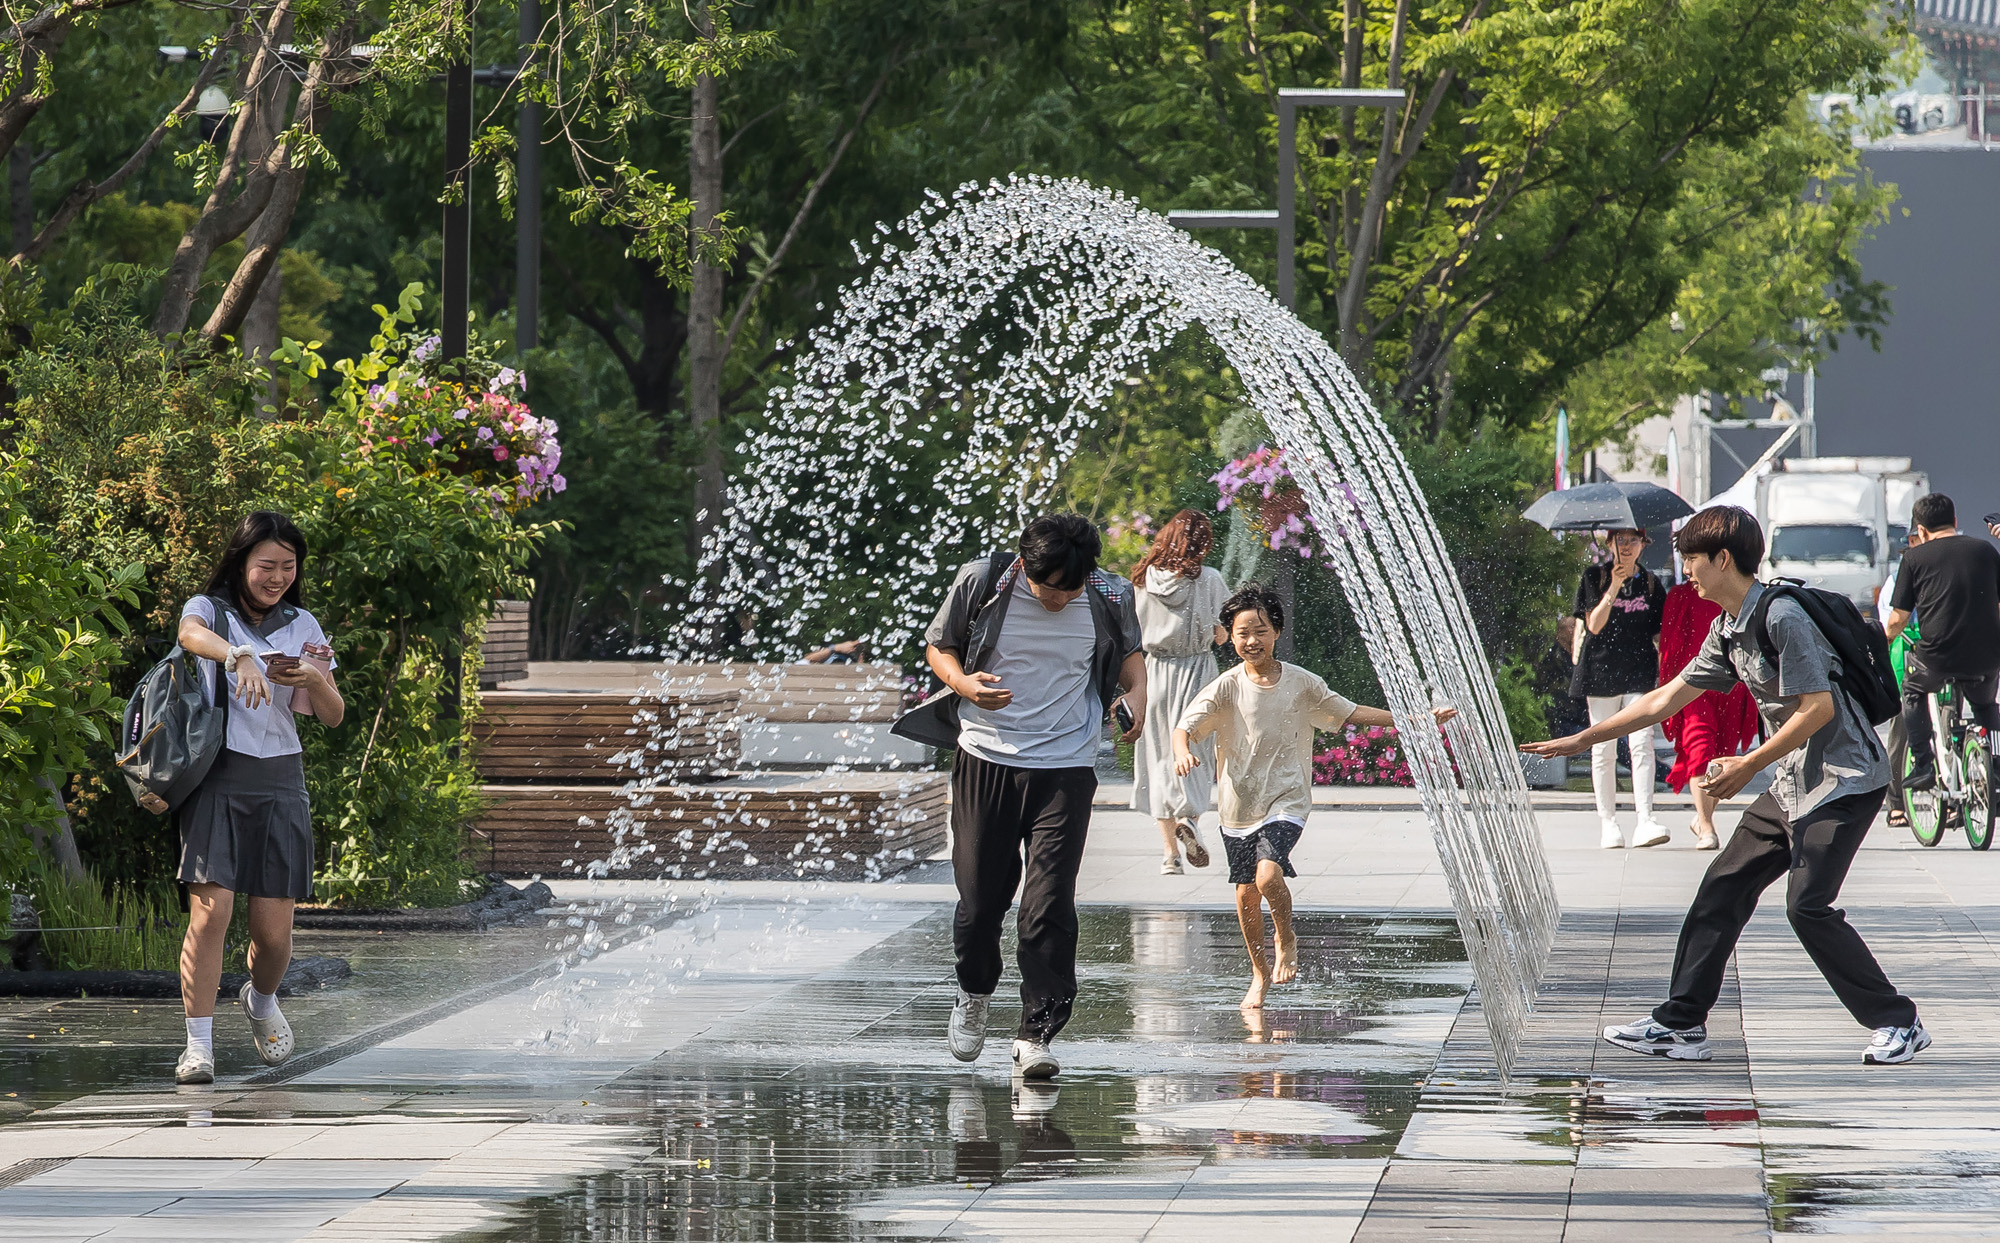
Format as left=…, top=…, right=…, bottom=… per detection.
left=182, top=596, right=336, bottom=758
left=1178, top=662, right=1356, bottom=833
left=958, top=576, right=1100, bottom=769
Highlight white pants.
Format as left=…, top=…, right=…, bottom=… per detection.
left=1587, top=694, right=1656, bottom=824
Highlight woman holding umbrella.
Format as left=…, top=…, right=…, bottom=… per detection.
left=1572, top=529, right=1669, bottom=848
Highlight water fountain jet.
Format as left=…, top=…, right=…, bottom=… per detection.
left=657, top=175, right=1559, bottom=1075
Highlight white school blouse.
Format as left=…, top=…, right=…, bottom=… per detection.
left=181, top=597, right=337, bottom=758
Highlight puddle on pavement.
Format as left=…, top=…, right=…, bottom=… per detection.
left=463, top=908, right=1467, bottom=1241
left=0, top=917, right=626, bottom=1110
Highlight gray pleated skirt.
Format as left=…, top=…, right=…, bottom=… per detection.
left=177, top=749, right=314, bottom=899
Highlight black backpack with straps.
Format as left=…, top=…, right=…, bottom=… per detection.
left=1736, top=580, right=1901, bottom=726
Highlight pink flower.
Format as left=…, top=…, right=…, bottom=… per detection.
left=493, top=446, right=510, bottom=461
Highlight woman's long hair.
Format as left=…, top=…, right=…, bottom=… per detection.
left=1132, top=510, right=1213, bottom=582
left=201, top=511, right=308, bottom=616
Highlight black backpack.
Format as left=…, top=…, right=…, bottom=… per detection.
left=1738, top=580, right=1901, bottom=726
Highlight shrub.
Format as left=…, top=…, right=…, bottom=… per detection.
left=0, top=456, right=143, bottom=879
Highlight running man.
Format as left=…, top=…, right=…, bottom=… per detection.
left=922, top=514, right=1144, bottom=1080
left=1524, top=505, right=1928, bottom=1066
left=1882, top=492, right=2000, bottom=792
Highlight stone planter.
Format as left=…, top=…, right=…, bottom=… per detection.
left=1520, top=752, right=1568, bottom=790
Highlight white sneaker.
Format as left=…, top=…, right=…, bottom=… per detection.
left=1863, top=1021, right=1931, bottom=1065
left=239, top=981, right=293, bottom=1066
left=175, top=1043, right=214, bottom=1085
left=1601, top=1016, right=1712, bottom=1060
left=1175, top=820, right=1211, bottom=869
left=1160, top=855, right=1183, bottom=875
left=1631, top=820, right=1671, bottom=849
left=1011, top=1038, right=1060, bottom=1080
left=1600, top=820, right=1625, bottom=849
left=948, top=989, right=990, bottom=1062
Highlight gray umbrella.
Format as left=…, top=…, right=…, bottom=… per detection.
left=1522, top=481, right=1695, bottom=532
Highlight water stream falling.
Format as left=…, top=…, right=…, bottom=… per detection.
left=641, top=175, right=1558, bottom=1075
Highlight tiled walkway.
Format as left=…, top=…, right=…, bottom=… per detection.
left=6, top=792, right=2000, bottom=1240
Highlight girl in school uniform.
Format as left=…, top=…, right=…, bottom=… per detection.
left=172, top=512, right=344, bottom=1084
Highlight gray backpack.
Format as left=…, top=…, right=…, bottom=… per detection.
left=114, top=597, right=231, bottom=814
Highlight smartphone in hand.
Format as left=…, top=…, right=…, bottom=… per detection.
left=261, top=650, right=301, bottom=675
left=1113, top=699, right=1135, bottom=735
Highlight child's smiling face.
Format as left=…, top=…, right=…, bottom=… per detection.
left=1229, top=609, right=1280, bottom=667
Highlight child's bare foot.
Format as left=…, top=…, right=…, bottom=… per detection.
left=1241, top=976, right=1269, bottom=1010
left=1272, top=935, right=1298, bottom=984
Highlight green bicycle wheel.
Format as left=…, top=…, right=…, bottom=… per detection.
left=1965, top=728, right=1995, bottom=852
left=1905, top=747, right=1946, bottom=848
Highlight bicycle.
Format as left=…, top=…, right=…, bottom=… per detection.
left=1902, top=680, right=1996, bottom=851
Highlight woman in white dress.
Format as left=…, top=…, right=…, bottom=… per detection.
left=1130, top=510, right=1228, bottom=873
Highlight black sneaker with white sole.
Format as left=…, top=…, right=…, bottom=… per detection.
left=1601, top=1016, right=1713, bottom=1060
left=1863, top=1021, right=1931, bottom=1065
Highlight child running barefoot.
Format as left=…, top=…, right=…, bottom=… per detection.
left=1174, top=585, right=1455, bottom=1009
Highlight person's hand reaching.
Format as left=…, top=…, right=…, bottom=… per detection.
left=1432, top=706, right=1458, bottom=726
left=1522, top=732, right=1591, bottom=759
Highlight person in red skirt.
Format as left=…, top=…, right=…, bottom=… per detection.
left=1657, top=578, right=1760, bottom=850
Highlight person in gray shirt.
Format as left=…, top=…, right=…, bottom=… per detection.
left=1525, top=506, right=1927, bottom=1067
left=921, top=514, right=1145, bottom=1081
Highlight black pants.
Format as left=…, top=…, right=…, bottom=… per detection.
left=951, top=750, right=1096, bottom=1044
left=1654, top=788, right=1916, bottom=1032
left=1902, top=649, right=2000, bottom=767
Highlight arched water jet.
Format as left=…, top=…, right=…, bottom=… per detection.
left=662, top=175, right=1558, bottom=1074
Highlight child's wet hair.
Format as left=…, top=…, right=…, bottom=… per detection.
left=1220, top=584, right=1285, bottom=634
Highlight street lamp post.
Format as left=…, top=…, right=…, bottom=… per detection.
left=1168, top=87, right=1403, bottom=311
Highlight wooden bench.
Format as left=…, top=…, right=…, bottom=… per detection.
left=467, top=771, right=950, bottom=879
left=497, top=661, right=925, bottom=769
left=470, top=689, right=738, bottom=782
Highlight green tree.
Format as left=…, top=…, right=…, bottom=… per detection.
left=1053, top=0, right=1900, bottom=440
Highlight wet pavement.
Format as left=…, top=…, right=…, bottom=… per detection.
left=6, top=797, right=2000, bottom=1239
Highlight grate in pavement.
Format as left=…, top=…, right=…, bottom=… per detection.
left=0, top=1157, right=71, bottom=1189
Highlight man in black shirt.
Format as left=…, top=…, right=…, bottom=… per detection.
left=1885, top=493, right=2000, bottom=790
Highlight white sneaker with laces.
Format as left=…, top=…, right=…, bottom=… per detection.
left=1160, top=856, right=1183, bottom=875
left=1601, top=1016, right=1712, bottom=1060
left=948, top=989, right=990, bottom=1062
left=1600, top=820, right=1625, bottom=849
left=1863, top=1021, right=1930, bottom=1065
left=1175, top=820, right=1211, bottom=869
left=1632, top=820, right=1671, bottom=849
left=1012, top=1038, right=1060, bottom=1080
left=240, top=981, right=293, bottom=1066
left=175, top=1043, right=215, bottom=1085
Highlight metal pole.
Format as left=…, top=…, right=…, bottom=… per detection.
left=441, top=4, right=472, bottom=749
left=1277, top=100, right=1297, bottom=310
left=442, top=9, right=472, bottom=362
left=1802, top=364, right=1816, bottom=457
left=515, top=0, right=541, bottom=354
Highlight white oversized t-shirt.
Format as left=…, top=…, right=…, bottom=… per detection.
left=1178, top=662, right=1356, bottom=833
left=957, top=576, right=1100, bottom=769
left=181, top=596, right=336, bottom=758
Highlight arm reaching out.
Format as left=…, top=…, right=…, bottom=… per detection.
left=1522, top=677, right=1703, bottom=758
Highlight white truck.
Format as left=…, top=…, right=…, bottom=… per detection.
left=1756, top=457, right=1927, bottom=616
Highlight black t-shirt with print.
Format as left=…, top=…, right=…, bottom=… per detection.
left=1570, top=563, right=1666, bottom=697
left=1890, top=534, right=2000, bottom=677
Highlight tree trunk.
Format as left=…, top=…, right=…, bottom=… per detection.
left=198, top=25, right=352, bottom=345
left=240, top=251, right=283, bottom=412
left=31, top=774, right=87, bottom=885
left=635, top=260, right=687, bottom=420
left=685, top=5, right=726, bottom=559
left=150, top=1, right=298, bottom=337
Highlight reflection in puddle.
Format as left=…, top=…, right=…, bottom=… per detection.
left=477, top=909, right=1466, bottom=1240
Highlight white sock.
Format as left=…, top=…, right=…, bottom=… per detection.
left=185, top=1016, right=213, bottom=1052
left=247, top=985, right=279, bottom=1020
